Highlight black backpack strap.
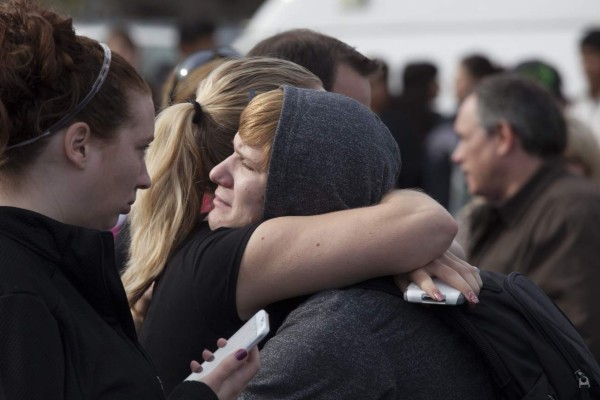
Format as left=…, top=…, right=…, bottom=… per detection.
left=437, top=305, right=513, bottom=390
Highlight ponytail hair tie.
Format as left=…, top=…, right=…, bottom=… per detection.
left=190, top=100, right=203, bottom=124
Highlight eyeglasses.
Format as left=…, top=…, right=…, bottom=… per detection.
left=168, top=46, right=240, bottom=105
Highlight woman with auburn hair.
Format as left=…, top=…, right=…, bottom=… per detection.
left=123, top=57, right=482, bottom=394
left=0, top=1, right=257, bottom=399
left=230, top=86, right=496, bottom=399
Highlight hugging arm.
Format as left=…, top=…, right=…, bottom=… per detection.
left=236, top=189, right=468, bottom=319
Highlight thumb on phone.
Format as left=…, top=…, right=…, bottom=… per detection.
left=197, top=346, right=260, bottom=400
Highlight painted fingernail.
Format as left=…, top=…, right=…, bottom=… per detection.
left=235, top=349, right=248, bottom=361
left=468, top=292, right=479, bottom=304
left=190, top=360, right=202, bottom=373
left=433, top=291, right=443, bottom=301
left=207, top=355, right=214, bottom=362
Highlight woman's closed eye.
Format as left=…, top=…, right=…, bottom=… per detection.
left=241, top=160, right=255, bottom=171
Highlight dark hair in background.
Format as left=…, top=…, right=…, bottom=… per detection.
left=248, top=28, right=380, bottom=91
left=0, top=0, right=150, bottom=173
left=461, top=54, right=503, bottom=80
left=178, top=18, right=216, bottom=47
left=475, top=73, right=567, bottom=157
left=402, top=62, right=437, bottom=93
left=396, top=61, right=440, bottom=113
left=580, top=28, right=600, bottom=51
left=373, top=58, right=389, bottom=82
left=513, top=59, right=565, bottom=105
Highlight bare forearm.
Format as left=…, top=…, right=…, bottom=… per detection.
left=375, top=190, right=458, bottom=269
left=236, top=190, right=457, bottom=318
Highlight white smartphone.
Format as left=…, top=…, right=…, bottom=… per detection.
left=185, top=309, right=270, bottom=381
left=403, top=279, right=465, bottom=305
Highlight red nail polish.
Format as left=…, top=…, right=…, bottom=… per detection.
left=235, top=349, right=248, bottom=361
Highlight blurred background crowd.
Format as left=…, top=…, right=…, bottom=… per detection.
left=43, top=0, right=600, bottom=116
left=56, top=0, right=600, bottom=265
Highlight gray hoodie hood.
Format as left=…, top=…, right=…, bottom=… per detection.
left=263, top=86, right=401, bottom=220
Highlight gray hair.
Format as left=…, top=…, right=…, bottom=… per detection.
left=475, top=73, right=566, bottom=157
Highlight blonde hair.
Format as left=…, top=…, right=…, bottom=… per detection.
left=564, top=116, right=600, bottom=187
left=122, top=57, right=322, bottom=306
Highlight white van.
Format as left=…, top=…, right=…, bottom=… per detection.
left=234, top=0, right=600, bottom=114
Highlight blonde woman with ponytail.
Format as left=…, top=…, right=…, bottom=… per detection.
left=122, top=57, right=323, bottom=311
left=124, top=57, right=482, bottom=394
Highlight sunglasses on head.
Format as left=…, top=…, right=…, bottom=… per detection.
left=168, top=46, right=240, bottom=104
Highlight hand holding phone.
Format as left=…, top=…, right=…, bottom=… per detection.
left=403, top=278, right=465, bottom=305
left=185, top=310, right=270, bottom=380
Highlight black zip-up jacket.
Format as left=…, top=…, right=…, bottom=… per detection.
left=0, top=206, right=216, bottom=400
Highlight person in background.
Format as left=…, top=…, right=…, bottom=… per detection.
left=0, top=1, right=258, bottom=399
left=369, top=58, right=393, bottom=115
left=391, top=61, right=444, bottom=190
left=454, top=54, right=503, bottom=105
left=178, top=18, right=217, bottom=60
left=452, top=73, right=600, bottom=362
left=513, top=59, right=567, bottom=107
left=570, top=28, right=600, bottom=141
left=214, top=86, right=495, bottom=399
left=148, top=18, right=218, bottom=111
left=247, top=28, right=380, bottom=107
left=106, top=25, right=139, bottom=72
left=512, top=59, right=600, bottom=188
left=424, top=54, right=502, bottom=212
left=564, top=115, right=600, bottom=186
left=458, top=59, right=600, bottom=243
left=123, top=56, right=481, bottom=394
left=160, top=47, right=239, bottom=109
left=513, top=59, right=600, bottom=191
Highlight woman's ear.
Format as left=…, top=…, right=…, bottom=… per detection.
left=63, top=122, right=92, bottom=169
